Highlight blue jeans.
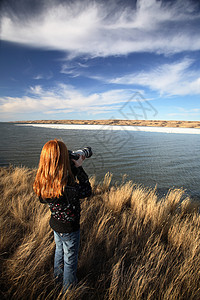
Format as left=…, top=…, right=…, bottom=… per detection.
left=53, top=230, right=80, bottom=292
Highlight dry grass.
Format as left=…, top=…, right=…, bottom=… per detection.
left=14, top=119, right=200, bottom=129
left=0, top=166, right=200, bottom=300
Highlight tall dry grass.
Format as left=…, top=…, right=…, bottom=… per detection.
left=0, top=166, right=200, bottom=300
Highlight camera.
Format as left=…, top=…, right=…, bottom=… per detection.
left=68, top=146, right=93, bottom=160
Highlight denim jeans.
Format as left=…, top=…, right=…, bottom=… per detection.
left=53, top=230, right=80, bottom=292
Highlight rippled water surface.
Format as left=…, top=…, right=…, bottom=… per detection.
left=1, top=123, right=200, bottom=197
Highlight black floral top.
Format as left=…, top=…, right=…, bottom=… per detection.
left=39, top=166, right=92, bottom=233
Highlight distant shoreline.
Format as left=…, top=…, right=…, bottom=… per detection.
left=12, top=119, right=200, bottom=129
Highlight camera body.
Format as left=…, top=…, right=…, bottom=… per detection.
left=68, top=146, right=92, bottom=161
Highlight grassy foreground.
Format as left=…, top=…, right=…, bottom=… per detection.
left=0, top=167, right=200, bottom=300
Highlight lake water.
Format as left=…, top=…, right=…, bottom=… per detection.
left=1, top=122, right=200, bottom=199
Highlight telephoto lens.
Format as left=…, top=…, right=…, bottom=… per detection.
left=81, top=147, right=93, bottom=158
left=68, top=146, right=93, bottom=160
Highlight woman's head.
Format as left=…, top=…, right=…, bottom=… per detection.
left=33, top=139, right=73, bottom=199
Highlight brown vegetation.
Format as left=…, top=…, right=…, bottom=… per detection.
left=0, top=166, right=200, bottom=299
left=13, top=119, right=200, bottom=129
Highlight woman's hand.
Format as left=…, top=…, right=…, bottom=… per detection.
left=72, top=155, right=85, bottom=168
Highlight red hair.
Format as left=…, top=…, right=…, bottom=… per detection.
left=33, top=140, right=74, bottom=199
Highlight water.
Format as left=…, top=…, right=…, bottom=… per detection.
left=1, top=122, right=200, bottom=198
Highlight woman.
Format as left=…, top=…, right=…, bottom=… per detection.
left=33, top=139, right=92, bottom=292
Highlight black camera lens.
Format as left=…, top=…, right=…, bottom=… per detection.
left=82, top=147, right=92, bottom=158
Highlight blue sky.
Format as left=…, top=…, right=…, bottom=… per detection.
left=0, top=0, right=200, bottom=122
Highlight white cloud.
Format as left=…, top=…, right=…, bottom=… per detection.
left=30, top=85, right=43, bottom=95
left=0, top=84, right=137, bottom=117
left=33, top=72, right=53, bottom=80
left=168, top=107, right=200, bottom=117
left=33, top=75, right=44, bottom=80
left=1, top=0, right=200, bottom=57
left=110, top=58, right=200, bottom=96
left=60, top=61, right=89, bottom=77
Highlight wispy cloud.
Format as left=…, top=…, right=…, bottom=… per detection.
left=168, top=107, right=200, bottom=118
left=60, top=61, right=89, bottom=77
left=33, top=75, right=44, bottom=80
left=33, top=72, right=53, bottom=80
left=110, top=58, right=200, bottom=96
left=0, top=84, right=137, bottom=117
left=1, top=0, right=200, bottom=57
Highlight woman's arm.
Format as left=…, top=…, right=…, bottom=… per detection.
left=75, top=166, right=92, bottom=198
left=70, top=155, right=92, bottom=198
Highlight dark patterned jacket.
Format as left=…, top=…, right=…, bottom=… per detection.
left=39, top=166, right=92, bottom=233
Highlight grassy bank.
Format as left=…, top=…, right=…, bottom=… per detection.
left=0, top=166, right=200, bottom=300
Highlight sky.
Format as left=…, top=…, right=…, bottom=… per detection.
left=0, top=0, right=200, bottom=122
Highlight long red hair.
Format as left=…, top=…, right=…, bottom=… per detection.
left=33, top=139, right=74, bottom=199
